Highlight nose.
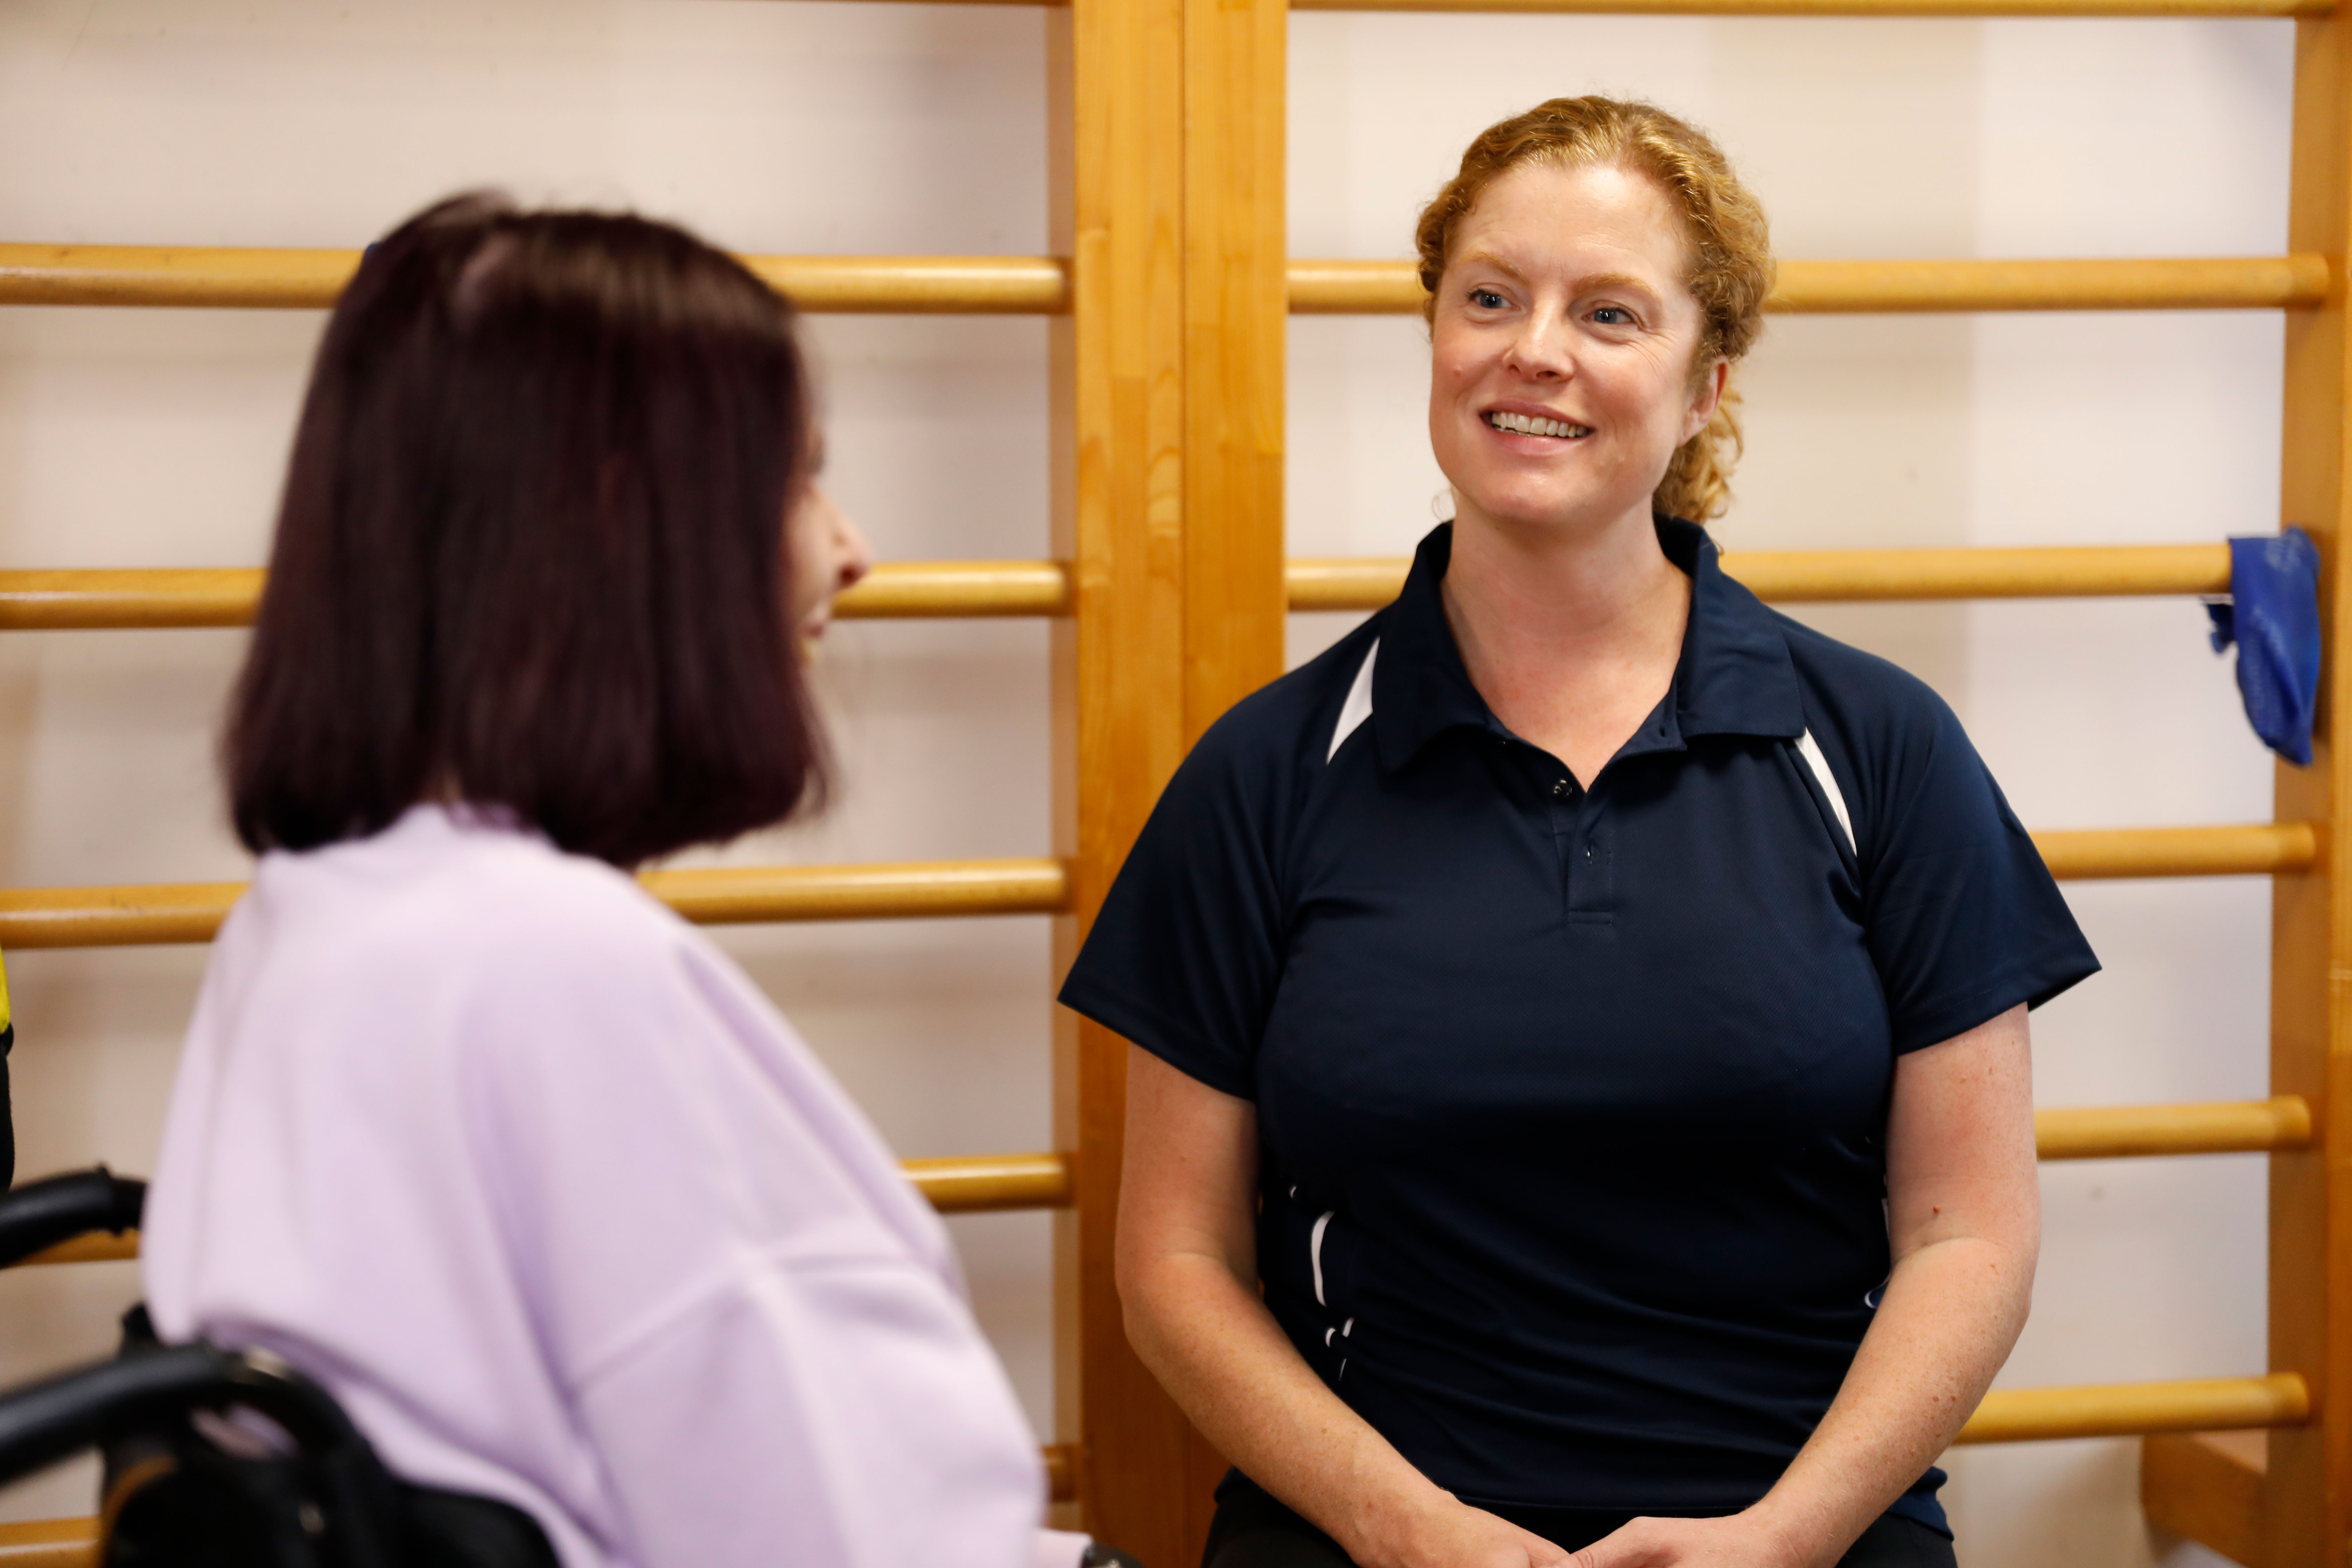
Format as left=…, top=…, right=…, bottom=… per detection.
left=833, top=508, right=873, bottom=594
left=1504, top=307, right=1574, bottom=382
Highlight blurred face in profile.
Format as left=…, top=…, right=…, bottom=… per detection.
left=786, top=447, right=872, bottom=647
left=1427, top=160, right=1724, bottom=543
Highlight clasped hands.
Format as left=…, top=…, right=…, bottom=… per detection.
left=1369, top=1493, right=1814, bottom=1568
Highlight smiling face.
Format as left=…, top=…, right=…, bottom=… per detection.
left=1428, top=160, right=1726, bottom=546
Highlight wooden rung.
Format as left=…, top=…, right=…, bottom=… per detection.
left=1043, top=1442, right=1076, bottom=1504
left=12, top=1231, right=135, bottom=1266
left=17, top=1153, right=1073, bottom=1267
left=561, top=0, right=2325, bottom=12
left=2032, top=824, right=2316, bottom=880
left=17, top=1097, right=2302, bottom=1258
left=0, top=562, right=1071, bottom=631
left=0, top=1518, right=93, bottom=1568
left=0, top=826, right=2302, bottom=951
left=0, top=247, right=1069, bottom=315
left=2037, top=1098, right=2312, bottom=1160
left=0, top=544, right=2245, bottom=631
left=0, top=858, right=1069, bottom=950
left=0, top=1446, right=1078, bottom=1563
left=1293, top=0, right=2318, bottom=13
left=18, top=1097, right=2301, bottom=1267
left=1724, top=544, right=2234, bottom=602
left=1954, top=1373, right=2310, bottom=1445
left=1289, top=544, right=2235, bottom=612
left=902, top=1152, right=1074, bottom=1213
left=1289, top=256, right=2329, bottom=312
left=7, top=249, right=2325, bottom=316
left=836, top=561, right=1071, bottom=618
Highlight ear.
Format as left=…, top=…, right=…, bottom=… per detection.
left=1680, top=357, right=1729, bottom=446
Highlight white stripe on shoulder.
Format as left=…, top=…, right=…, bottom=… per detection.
left=1795, top=729, right=1855, bottom=854
left=1327, top=640, right=1379, bottom=763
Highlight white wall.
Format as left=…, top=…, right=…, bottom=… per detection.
left=0, top=5, right=2294, bottom=1567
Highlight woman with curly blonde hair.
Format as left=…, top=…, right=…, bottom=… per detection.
left=1065, top=97, right=2097, bottom=1568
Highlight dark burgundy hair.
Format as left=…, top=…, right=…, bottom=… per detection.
left=226, top=193, right=826, bottom=867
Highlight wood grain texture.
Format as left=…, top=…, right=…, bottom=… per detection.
left=1182, top=0, right=1288, bottom=748
left=0, top=825, right=2296, bottom=951
left=2145, top=1431, right=2270, bottom=1568
left=1163, top=0, right=1294, bottom=1540
left=2037, top=1098, right=2314, bottom=1160
left=16, top=1154, right=1077, bottom=1269
left=1294, top=0, right=2321, bottom=12
left=20, top=1091, right=2302, bottom=1259
left=901, top=1153, right=1075, bottom=1213
left=9, top=247, right=2320, bottom=316
left=2255, top=21, right=2352, bottom=1568
left=770, top=0, right=2324, bottom=11
left=0, top=246, right=1069, bottom=314
left=1050, top=0, right=1197, bottom=1545
left=0, top=859, right=1070, bottom=949
left=2032, top=824, right=2319, bottom=880
left=0, top=1519, right=92, bottom=1568
left=1287, top=256, right=2330, bottom=314
left=1286, top=543, right=2237, bottom=611
left=1956, top=1375, right=2311, bottom=1445
left=0, top=542, right=2235, bottom=631
left=834, top=561, right=1072, bottom=617
left=0, top=561, right=1068, bottom=629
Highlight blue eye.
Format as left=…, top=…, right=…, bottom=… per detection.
left=1592, top=307, right=1629, bottom=325
left=1471, top=289, right=1506, bottom=309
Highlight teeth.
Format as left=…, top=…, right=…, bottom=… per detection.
left=1487, top=411, right=1590, bottom=439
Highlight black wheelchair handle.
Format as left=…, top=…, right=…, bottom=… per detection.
left=0, top=1167, right=145, bottom=1269
left=0, top=1341, right=370, bottom=1483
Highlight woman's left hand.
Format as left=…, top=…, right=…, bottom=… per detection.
left=1571, top=1513, right=1809, bottom=1568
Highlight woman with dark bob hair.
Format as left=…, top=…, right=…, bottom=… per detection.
left=140, top=195, right=1063, bottom=1568
left=1063, top=98, right=2099, bottom=1568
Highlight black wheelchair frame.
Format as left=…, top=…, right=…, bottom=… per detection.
left=0, top=1169, right=553, bottom=1568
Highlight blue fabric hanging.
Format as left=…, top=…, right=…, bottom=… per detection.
left=2206, top=528, right=2320, bottom=767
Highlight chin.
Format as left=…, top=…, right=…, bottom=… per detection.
left=1460, top=490, right=1627, bottom=537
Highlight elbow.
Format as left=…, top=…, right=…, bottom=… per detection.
left=1113, top=1228, right=1164, bottom=1350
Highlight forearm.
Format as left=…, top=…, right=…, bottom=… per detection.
left=1745, top=1232, right=2035, bottom=1565
left=1125, top=1252, right=1455, bottom=1568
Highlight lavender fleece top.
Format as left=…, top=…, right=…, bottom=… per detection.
left=145, top=805, right=1050, bottom=1568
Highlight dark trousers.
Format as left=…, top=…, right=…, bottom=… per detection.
left=1203, top=1472, right=1956, bottom=1568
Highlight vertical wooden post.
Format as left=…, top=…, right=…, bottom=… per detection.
left=1182, top=0, right=1290, bottom=747
left=2266, top=20, right=2352, bottom=1568
left=1048, top=0, right=1198, bottom=1559
left=1050, top=0, right=1288, bottom=1558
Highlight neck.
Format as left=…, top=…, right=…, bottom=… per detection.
left=1440, top=495, right=1687, bottom=660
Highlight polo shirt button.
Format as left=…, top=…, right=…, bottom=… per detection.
left=1552, top=780, right=1568, bottom=798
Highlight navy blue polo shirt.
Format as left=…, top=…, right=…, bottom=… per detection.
left=1059, top=518, right=2099, bottom=1537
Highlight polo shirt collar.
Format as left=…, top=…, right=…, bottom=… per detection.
left=1370, top=518, right=1806, bottom=774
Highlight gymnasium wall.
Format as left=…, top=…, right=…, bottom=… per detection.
left=0, top=5, right=2288, bottom=1567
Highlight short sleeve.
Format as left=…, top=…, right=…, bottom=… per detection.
left=1057, top=711, right=1293, bottom=1100
left=1843, top=693, right=2100, bottom=1053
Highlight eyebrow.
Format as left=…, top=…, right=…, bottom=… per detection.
left=1457, top=248, right=1530, bottom=287
left=1455, top=253, right=1665, bottom=301
left=1574, top=271, right=1663, bottom=300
